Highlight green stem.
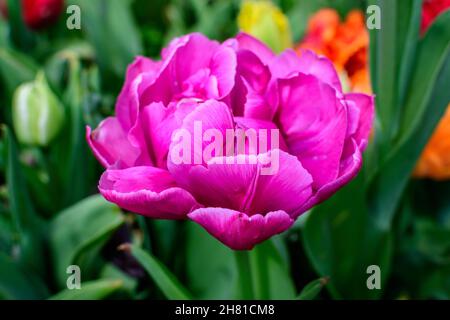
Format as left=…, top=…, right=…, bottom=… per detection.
left=249, top=245, right=270, bottom=299
left=234, top=250, right=254, bottom=300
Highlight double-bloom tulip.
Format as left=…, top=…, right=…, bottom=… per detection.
left=87, top=33, right=374, bottom=250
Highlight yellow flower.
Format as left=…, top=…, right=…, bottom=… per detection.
left=238, top=0, right=293, bottom=53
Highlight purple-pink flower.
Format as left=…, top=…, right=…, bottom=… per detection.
left=87, top=32, right=374, bottom=250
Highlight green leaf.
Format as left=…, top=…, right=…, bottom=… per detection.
left=398, top=11, right=450, bottom=142
left=250, top=239, right=296, bottom=300
left=419, top=267, right=450, bottom=299
left=0, top=252, right=49, bottom=300
left=2, top=126, right=37, bottom=231
left=62, top=57, right=95, bottom=205
left=2, top=126, right=46, bottom=276
left=368, top=55, right=450, bottom=231
left=5, top=0, right=35, bottom=50
left=368, top=0, right=422, bottom=150
left=20, top=149, right=54, bottom=214
left=49, top=195, right=124, bottom=288
left=185, top=222, right=236, bottom=299
left=415, top=219, right=450, bottom=265
left=69, top=0, right=143, bottom=77
left=0, top=47, right=37, bottom=97
left=49, top=279, right=123, bottom=300
left=165, top=0, right=239, bottom=43
left=100, top=264, right=138, bottom=294
left=369, top=0, right=398, bottom=142
left=0, top=212, right=14, bottom=252
left=0, top=17, right=8, bottom=47
left=129, top=244, right=192, bottom=300
left=190, top=0, right=239, bottom=40
left=151, top=220, right=182, bottom=264
left=297, top=277, right=329, bottom=300
left=368, top=11, right=450, bottom=230
left=396, top=0, right=421, bottom=112
left=302, top=176, right=390, bottom=299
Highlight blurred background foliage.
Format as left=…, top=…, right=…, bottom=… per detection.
left=0, top=0, right=449, bottom=300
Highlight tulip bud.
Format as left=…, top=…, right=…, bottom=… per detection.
left=21, top=0, right=64, bottom=30
left=238, top=0, right=293, bottom=53
left=13, top=72, right=65, bottom=146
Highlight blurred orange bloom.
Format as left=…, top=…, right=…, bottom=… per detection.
left=296, top=9, right=371, bottom=94
left=414, top=108, right=450, bottom=180
left=414, top=0, right=450, bottom=180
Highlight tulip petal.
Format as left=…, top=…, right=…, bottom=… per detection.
left=294, top=138, right=362, bottom=217
left=99, top=166, right=199, bottom=219
left=167, top=99, right=235, bottom=186
left=86, top=117, right=140, bottom=168
left=188, top=208, right=293, bottom=250
left=179, top=150, right=313, bottom=216
left=237, top=50, right=271, bottom=93
left=210, top=45, right=237, bottom=99
left=236, top=32, right=275, bottom=65
left=171, top=33, right=221, bottom=84
left=277, top=73, right=347, bottom=189
left=344, top=93, right=375, bottom=151
left=235, top=50, right=275, bottom=120
left=269, top=49, right=303, bottom=78
left=142, top=33, right=236, bottom=104
left=266, top=49, right=342, bottom=92
left=129, top=100, right=199, bottom=169
left=116, top=57, right=161, bottom=131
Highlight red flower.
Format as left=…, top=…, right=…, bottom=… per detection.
left=21, top=0, right=64, bottom=30
left=0, top=0, right=7, bottom=19
left=421, top=0, right=450, bottom=33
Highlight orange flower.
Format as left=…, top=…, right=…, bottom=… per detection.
left=414, top=106, right=450, bottom=180
left=297, top=9, right=371, bottom=94
left=298, top=9, right=340, bottom=58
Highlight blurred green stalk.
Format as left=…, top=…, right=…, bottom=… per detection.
left=234, top=250, right=254, bottom=299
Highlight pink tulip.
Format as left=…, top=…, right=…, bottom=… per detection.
left=87, top=33, right=374, bottom=250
